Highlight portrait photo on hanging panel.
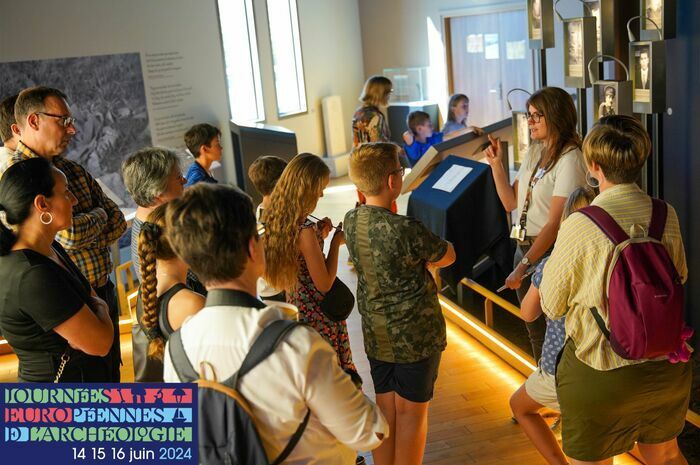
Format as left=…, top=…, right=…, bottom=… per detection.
left=585, top=0, right=602, bottom=54
left=645, top=0, right=663, bottom=30
left=566, top=20, right=584, bottom=78
left=529, top=0, right=543, bottom=40
left=633, top=45, right=651, bottom=102
left=597, top=85, right=617, bottom=119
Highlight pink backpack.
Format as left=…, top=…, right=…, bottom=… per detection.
left=580, top=199, right=688, bottom=360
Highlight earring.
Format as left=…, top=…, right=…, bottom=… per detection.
left=586, top=172, right=600, bottom=189
left=40, top=212, right=53, bottom=225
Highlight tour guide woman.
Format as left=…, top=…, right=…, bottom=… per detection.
left=0, top=158, right=114, bottom=382
left=484, top=87, right=586, bottom=362
left=539, top=115, right=692, bottom=464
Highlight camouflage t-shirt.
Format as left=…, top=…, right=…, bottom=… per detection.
left=344, top=205, right=449, bottom=363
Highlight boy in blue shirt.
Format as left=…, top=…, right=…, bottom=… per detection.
left=401, top=111, right=443, bottom=166
left=183, top=123, right=221, bottom=188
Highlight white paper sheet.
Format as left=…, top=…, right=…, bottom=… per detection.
left=432, top=165, right=473, bottom=193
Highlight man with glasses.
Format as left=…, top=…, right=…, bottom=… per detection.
left=10, top=86, right=126, bottom=382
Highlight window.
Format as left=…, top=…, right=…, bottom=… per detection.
left=266, top=0, right=307, bottom=117
left=218, top=0, right=265, bottom=123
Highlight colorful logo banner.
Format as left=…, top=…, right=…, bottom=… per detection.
left=0, top=384, right=197, bottom=464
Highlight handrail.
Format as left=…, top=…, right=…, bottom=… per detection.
left=460, top=278, right=521, bottom=318
left=448, top=277, right=700, bottom=429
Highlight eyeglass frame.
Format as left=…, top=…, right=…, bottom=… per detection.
left=390, top=166, right=405, bottom=177
left=525, top=111, right=545, bottom=123
left=36, top=112, right=76, bottom=128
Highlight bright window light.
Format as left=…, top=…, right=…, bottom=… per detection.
left=266, top=0, right=307, bottom=117
left=218, top=0, right=265, bottom=123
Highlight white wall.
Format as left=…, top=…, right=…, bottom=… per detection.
left=252, top=0, right=366, bottom=155
left=0, top=0, right=237, bottom=184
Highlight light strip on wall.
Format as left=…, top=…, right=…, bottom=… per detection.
left=439, top=295, right=537, bottom=372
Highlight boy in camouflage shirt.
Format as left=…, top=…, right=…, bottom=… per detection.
left=344, top=142, right=456, bottom=465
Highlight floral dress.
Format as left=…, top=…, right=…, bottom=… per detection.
left=288, top=221, right=356, bottom=372
left=351, top=105, right=391, bottom=148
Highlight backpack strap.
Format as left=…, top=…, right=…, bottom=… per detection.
left=224, top=319, right=309, bottom=465
left=648, top=198, right=668, bottom=241
left=588, top=307, right=611, bottom=340
left=167, top=330, right=199, bottom=382
left=578, top=205, right=629, bottom=245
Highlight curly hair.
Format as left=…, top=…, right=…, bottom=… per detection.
left=263, top=153, right=330, bottom=291
left=137, top=204, right=177, bottom=360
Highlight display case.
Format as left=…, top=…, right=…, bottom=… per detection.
left=528, top=0, right=554, bottom=49
left=564, top=16, right=597, bottom=88
left=382, top=67, right=429, bottom=103
left=629, top=41, right=666, bottom=113
left=640, top=0, right=676, bottom=40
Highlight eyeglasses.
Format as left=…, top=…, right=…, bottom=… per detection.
left=525, top=111, right=544, bottom=123
left=36, top=112, right=76, bottom=128
left=391, top=166, right=405, bottom=177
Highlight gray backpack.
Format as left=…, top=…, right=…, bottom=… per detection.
left=168, top=319, right=310, bottom=465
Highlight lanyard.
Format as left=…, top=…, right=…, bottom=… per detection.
left=518, top=154, right=554, bottom=230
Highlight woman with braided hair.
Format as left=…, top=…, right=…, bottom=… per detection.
left=136, top=204, right=204, bottom=364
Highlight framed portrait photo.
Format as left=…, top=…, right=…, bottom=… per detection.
left=564, top=17, right=597, bottom=88
left=528, top=0, right=554, bottom=49
left=630, top=41, right=666, bottom=113
left=511, top=111, right=530, bottom=170
left=592, top=81, right=633, bottom=121
left=641, top=0, right=676, bottom=40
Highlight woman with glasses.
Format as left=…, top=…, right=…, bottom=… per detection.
left=483, top=87, right=586, bottom=362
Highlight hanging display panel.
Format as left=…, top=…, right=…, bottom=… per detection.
left=564, top=17, right=597, bottom=88
left=511, top=111, right=530, bottom=170
left=640, top=0, right=676, bottom=40
left=582, top=0, right=616, bottom=56
left=630, top=41, right=666, bottom=114
left=528, top=0, right=554, bottom=49
left=588, top=54, right=633, bottom=121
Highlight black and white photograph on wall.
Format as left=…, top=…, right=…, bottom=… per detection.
left=515, top=112, right=530, bottom=168
left=0, top=53, right=151, bottom=207
left=645, top=0, right=663, bottom=30
left=566, top=20, right=584, bottom=77
left=530, top=0, right=542, bottom=40
left=598, top=86, right=616, bottom=119
left=585, top=1, right=602, bottom=54
left=633, top=45, right=651, bottom=102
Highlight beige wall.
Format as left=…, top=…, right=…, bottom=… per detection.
left=253, top=0, right=366, bottom=155
left=357, top=0, right=580, bottom=116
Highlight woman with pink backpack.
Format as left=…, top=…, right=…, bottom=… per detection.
left=538, top=115, right=692, bottom=465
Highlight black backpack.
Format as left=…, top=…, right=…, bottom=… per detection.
left=168, top=319, right=310, bottom=465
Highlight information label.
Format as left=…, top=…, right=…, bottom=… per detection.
left=0, top=384, right=197, bottom=465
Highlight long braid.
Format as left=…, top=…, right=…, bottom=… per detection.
left=138, top=222, right=166, bottom=359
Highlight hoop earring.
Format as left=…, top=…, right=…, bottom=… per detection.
left=40, top=212, right=53, bottom=225
left=586, top=172, right=600, bottom=189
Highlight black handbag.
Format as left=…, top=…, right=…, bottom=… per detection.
left=320, top=278, right=355, bottom=322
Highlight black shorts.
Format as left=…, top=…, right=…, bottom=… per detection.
left=368, top=352, right=442, bottom=403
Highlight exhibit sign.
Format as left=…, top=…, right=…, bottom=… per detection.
left=0, top=54, right=151, bottom=208
left=641, top=0, right=676, bottom=40
left=630, top=41, right=666, bottom=114
left=563, top=17, right=597, bottom=88
left=528, top=0, right=555, bottom=49
left=588, top=54, right=633, bottom=121
left=0, top=383, right=197, bottom=465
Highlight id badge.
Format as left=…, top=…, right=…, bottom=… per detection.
left=510, top=225, right=526, bottom=241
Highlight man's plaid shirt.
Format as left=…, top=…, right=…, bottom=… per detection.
left=11, top=141, right=126, bottom=287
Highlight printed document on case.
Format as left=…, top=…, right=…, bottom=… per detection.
left=432, top=165, right=472, bottom=193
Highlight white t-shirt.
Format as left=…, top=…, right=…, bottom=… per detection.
left=515, top=142, right=586, bottom=236
left=0, top=145, right=14, bottom=177
left=163, top=301, right=388, bottom=465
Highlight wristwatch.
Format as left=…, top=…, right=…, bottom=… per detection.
left=520, top=256, right=531, bottom=267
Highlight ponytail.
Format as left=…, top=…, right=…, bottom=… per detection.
left=138, top=221, right=166, bottom=360
left=0, top=206, right=18, bottom=256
